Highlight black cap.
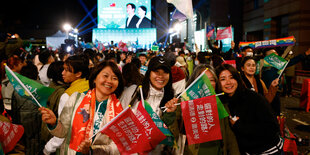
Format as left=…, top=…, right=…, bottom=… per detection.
left=148, top=56, right=170, bottom=73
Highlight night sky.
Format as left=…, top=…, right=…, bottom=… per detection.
left=0, top=0, right=97, bottom=40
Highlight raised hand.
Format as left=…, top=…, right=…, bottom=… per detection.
left=39, top=107, right=57, bottom=126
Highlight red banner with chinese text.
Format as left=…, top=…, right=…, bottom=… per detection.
left=101, top=108, right=152, bottom=154
left=181, top=95, right=222, bottom=145
left=0, top=121, right=24, bottom=153
left=136, top=101, right=166, bottom=148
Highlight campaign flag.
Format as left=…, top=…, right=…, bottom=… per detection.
left=181, top=95, right=222, bottom=145
left=222, top=60, right=236, bottom=69
left=263, top=53, right=288, bottom=70
left=216, top=27, right=232, bottom=40
left=207, top=29, right=214, bottom=38
left=167, top=0, right=193, bottom=18
left=5, top=66, right=55, bottom=107
left=136, top=101, right=166, bottom=148
left=101, top=107, right=152, bottom=154
left=180, top=70, right=229, bottom=119
left=140, top=100, right=174, bottom=146
left=140, top=66, right=148, bottom=75
left=0, top=143, right=4, bottom=155
left=0, top=121, right=24, bottom=154
left=283, top=126, right=297, bottom=155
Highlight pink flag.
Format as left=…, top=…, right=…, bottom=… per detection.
left=216, top=27, right=232, bottom=40
left=181, top=95, right=222, bottom=145
left=207, top=29, right=214, bottom=38
left=222, top=60, right=236, bottom=69
left=101, top=108, right=152, bottom=154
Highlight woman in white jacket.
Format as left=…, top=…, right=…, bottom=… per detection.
left=39, top=61, right=124, bottom=155
left=121, top=56, right=178, bottom=154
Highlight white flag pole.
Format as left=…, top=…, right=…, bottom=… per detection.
left=5, top=64, right=42, bottom=108
left=90, top=106, right=130, bottom=140
left=139, top=85, right=145, bottom=108
left=277, top=60, right=290, bottom=79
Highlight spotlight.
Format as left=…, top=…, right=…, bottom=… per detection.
left=63, top=23, right=72, bottom=32
left=66, top=46, right=72, bottom=52
left=174, top=23, right=182, bottom=32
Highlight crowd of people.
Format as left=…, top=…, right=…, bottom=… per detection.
left=0, top=32, right=310, bottom=155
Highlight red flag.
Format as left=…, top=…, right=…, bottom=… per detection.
left=216, top=27, right=232, bottom=40
left=181, top=95, right=222, bottom=145
left=222, top=60, right=236, bottom=69
left=136, top=101, right=166, bottom=149
left=207, top=29, right=214, bottom=38
left=101, top=108, right=152, bottom=154
left=110, top=3, right=116, bottom=7
left=0, top=121, right=24, bottom=153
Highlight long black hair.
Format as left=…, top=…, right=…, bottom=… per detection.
left=141, top=56, right=174, bottom=107
left=122, top=63, right=143, bottom=87
left=216, top=64, right=246, bottom=93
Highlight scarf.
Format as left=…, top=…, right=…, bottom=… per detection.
left=65, top=78, right=89, bottom=96
left=69, top=89, right=123, bottom=152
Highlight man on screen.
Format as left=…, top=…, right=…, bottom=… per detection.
left=136, top=6, right=151, bottom=28
left=126, top=3, right=139, bottom=28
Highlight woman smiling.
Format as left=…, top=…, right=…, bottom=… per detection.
left=40, top=61, right=124, bottom=155
left=216, top=64, right=282, bottom=154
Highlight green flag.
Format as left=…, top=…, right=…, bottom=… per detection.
left=0, top=143, right=4, bottom=155
left=180, top=70, right=229, bottom=119
left=264, top=53, right=288, bottom=70
left=144, top=101, right=174, bottom=146
left=5, top=66, right=54, bottom=107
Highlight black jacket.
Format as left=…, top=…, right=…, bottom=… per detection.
left=125, top=15, right=139, bottom=28
left=220, top=88, right=280, bottom=154
left=137, top=17, right=151, bottom=28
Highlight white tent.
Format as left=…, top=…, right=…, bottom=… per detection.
left=46, top=30, right=66, bottom=50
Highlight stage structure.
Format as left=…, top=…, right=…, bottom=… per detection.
left=93, top=0, right=157, bottom=50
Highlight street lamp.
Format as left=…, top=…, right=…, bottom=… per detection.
left=63, top=23, right=72, bottom=39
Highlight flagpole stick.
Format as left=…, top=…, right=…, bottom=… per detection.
left=90, top=106, right=131, bottom=140
left=161, top=92, right=225, bottom=109
left=176, top=68, right=209, bottom=99
left=277, top=60, right=290, bottom=79
left=139, top=85, right=145, bottom=108
left=4, top=65, right=42, bottom=108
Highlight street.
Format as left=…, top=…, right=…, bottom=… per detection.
left=281, top=95, right=310, bottom=154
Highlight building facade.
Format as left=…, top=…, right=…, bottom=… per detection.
left=243, top=0, right=310, bottom=69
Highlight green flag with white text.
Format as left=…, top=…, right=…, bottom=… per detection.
left=144, top=101, right=174, bottom=146
left=264, top=53, right=288, bottom=70
left=180, top=71, right=229, bottom=119
left=5, top=67, right=54, bottom=107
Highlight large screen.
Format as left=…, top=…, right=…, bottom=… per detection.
left=98, top=0, right=152, bottom=29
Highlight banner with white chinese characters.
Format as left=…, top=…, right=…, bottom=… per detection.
left=136, top=101, right=166, bottom=149
left=0, top=121, right=24, bottom=153
left=239, top=36, right=295, bottom=49
left=181, top=95, right=222, bottom=145
left=101, top=107, right=152, bottom=154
